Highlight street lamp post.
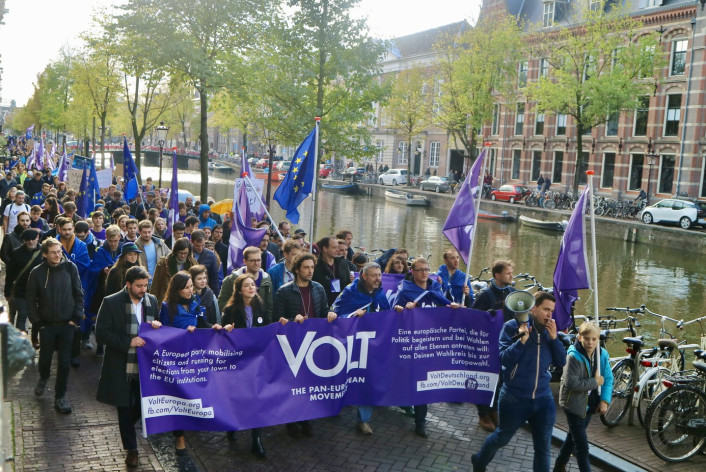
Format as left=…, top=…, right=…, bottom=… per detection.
left=645, top=153, right=658, bottom=204
left=156, top=121, right=169, bottom=189
left=264, top=129, right=275, bottom=208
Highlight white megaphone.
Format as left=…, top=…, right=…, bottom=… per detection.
left=505, top=290, right=535, bottom=340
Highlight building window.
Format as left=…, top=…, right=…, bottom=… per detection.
left=556, top=114, right=567, bottom=135
left=543, top=2, right=555, bottom=28
left=552, top=151, right=563, bottom=183
left=518, top=61, right=528, bottom=87
left=531, top=151, right=542, bottom=181
left=489, top=148, right=497, bottom=176
left=577, top=152, right=589, bottom=186
left=658, top=155, right=675, bottom=194
left=376, top=140, right=384, bottom=164
left=429, top=142, right=440, bottom=167
left=605, top=113, right=618, bottom=136
left=664, top=94, right=682, bottom=136
left=590, top=0, right=602, bottom=11
left=535, top=113, right=545, bottom=135
left=539, top=58, right=549, bottom=78
left=602, top=153, right=615, bottom=188
left=512, top=149, right=521, bottom=179
left=633, top=96, right=649, bottom=136
left=491, top=104, right=500, bottom=135
left=629, top=154, right=644, bottom=190
left=670, top=39, right=687, bottom=76
left=397, top=141, right=407, bottom=164
left=515, top=103, right=525, bottom=135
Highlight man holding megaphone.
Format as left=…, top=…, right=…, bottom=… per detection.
left=471, top=291, right=567, bottom=472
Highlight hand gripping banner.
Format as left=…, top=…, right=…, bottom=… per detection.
left=138, top=307, right=503, bottom=434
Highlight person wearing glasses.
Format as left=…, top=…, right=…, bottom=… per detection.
left=218, top=246, right=273, bottom=319
left=393, top=257, right=460, bottom=438
left=150, top=238, right=197, bottom=304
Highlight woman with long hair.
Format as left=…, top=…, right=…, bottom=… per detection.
left=188, top=265, right=220, bottom=325
left=150, top=237, right=197, bottom=303
left=385, top=254, right=409, bottom=275
left=221, top=273, right=269, bottom=458
left=42, top=196, right=60, bottom=227
left=159, top=271, right=227, bottom=455
left=56, top=181, right=68, bottom=200
left=105, top=243, right=143, bottom=297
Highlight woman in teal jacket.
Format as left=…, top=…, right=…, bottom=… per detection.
left=556, top=322, right=613, bottom=472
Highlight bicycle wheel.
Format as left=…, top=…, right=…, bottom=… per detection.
left=637, top=367, right=671, bottom=428
left=601, top=359, right=634, bottom=427
left=645, top=385, right=706, bottom=462
left=543, top=199, right=556, bottom=210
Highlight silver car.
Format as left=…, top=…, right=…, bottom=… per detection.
left=378, top=169, right=408, bottom=186
left=640, top=199, right=699, bottom=229
left=420, top=176, right=451, bottom=193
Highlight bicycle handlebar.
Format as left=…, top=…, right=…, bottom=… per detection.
left=605, top=307, right=643, bottom=314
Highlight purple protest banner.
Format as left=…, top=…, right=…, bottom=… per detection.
left=138, top=307, right=503, bottom=435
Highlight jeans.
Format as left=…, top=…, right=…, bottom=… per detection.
left=117, top=381, right=142, bottom=450
left=556, top=411, right=592, bottom=472
left=477, top=375, right=503, bottom=416
left=357, top=406, right=372, bottom=423
left=38, top=324, right=75, bottom=399
left=13, top=297, right=29, bottom=332
left=473, top=388, right=556, bottom=472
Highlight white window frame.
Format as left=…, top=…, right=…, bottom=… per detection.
left=633, top=96, right=649, bottom=137
left=531, top=150, right=543, bottom=181
left=489, top=148, right=497, bottom=176
left=556, top=113, right=567, bottom=135
left=535, top=112, right=545, bottom=135
left=429, top=142, right=440, bottom=168
left=601, top=152, right=616, bottom=188
left=539, top=58, right=549, bottom=78
left=515, top=103, right=525, bottom=136
left=397, top=141, right=408, bottom=165
left=628, top=153, right=645, bottom=190
left=518, top=61, right=528, bottom=87
left=543, top=2, right=555, bottom=28
left=657, top=154, right=676, bottom=194
left=491, top=104, right=500, bottom=135
left=605, top=112, right=619, bottom=137
left=552, top=150, right=563, bottom=183
left=669, top=39, right=687, bottom=77
left=664, top=94, right=682, bottom=137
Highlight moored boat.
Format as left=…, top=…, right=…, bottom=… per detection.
left=478, top=211, right=515, bottom=221
left=385, top=189, right=429, bottom=206
left=322, top=182, right=362, bottom=194
left=519, top=215, right=567, bottom=232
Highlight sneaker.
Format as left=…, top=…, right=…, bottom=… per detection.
left=34, top=378, right=47, bottom=396
left=356, top=422, right=373, bottom=435
left=54, top=396, right=72, bottom=414
left=82, top=340, right=94, bottom=350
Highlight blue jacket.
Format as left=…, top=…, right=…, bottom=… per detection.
left=559, top=343, right=613, bottom=416
left=437, top=264, right=473, bottom=305
left=331, top=278, right=391, bottom=317
left=193, top=248, right=221, bottom=294
left=58, top=235, right=91, bottom=281
left=268, top=261, right=291, bottom=294
left=393, top=278, right=451, bottom=308
left=160, top=298, right=210, bottom=330
left=83, top=242, right=121, bottom=315
left=499, top=318, right=567, bottom=399
left=198, top=204, right=216, bottom=229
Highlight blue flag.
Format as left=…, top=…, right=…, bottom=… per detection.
left=77, top=163, right=90, bottom=218
left=442, top=148, right=486, bottom=265
left=166, top=151, right=179, bottom=239
left=123, top=137, right=139, bottom=201
left=273, top=127, right=317, bottom=224
left=552, top=185, right=591, bottom=331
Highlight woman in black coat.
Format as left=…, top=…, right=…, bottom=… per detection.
left=221, top=273, right=269, bottom=458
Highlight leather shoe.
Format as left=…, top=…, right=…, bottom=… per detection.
left=251, top=437, right=266, bottom=458
left=489, top=410, right=499, bottom=427
left=301, top=421, right=314, bottom=437
left=414, top=424, right=428, bottom=438
left=175, top=447, right=188, bottom=457
left=478, top=415, right=495, bottom=433
left=125, top=449, right=139, bottom=467
left=471, top=454, right=486, bottom=472
left=286, top=423, right=301, bottom=438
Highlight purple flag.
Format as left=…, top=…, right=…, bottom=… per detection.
left=137, top=307, right=503, bottom=434
left=227, top=184, right=267, bottom=272
left=25, top=124, right=34, bottom=139
left=442, top=148, right=486, bottom=265
left=165, top=151, right=179, bottom=239
left=57, top=151, right=70, bottom=182
left=552, top=185, right=591, bottom=330
left=35, top=140, right=45, bottom=171
left=240, top=149, right=251, bottom=178
left=25, top=144, right=37, bottom=170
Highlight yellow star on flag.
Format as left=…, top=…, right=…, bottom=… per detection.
left=294, top=185, right=299, bottom=192
left=292, top=167, right=299, bottom=174
left=296, top=158, right=302, bottom=164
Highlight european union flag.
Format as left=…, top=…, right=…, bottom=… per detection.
left=123, top=137, right=139, bottom=201
left=273, top=127, right=317, bottom=224
left=77, top=158, right=99, bottom=218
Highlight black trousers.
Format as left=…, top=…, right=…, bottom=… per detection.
left=37, top=324, right=74, bottom=399
left=414, top=404, right=428, bottom=426
left=117, top=381, right=142, bottom=451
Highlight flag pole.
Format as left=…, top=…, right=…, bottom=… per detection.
left=586, top=170, right=600, bottom=393
left=242, top=173, right=285, bottom=243
left=461, top=144, right=490, bottom=306
left=309, top=118, right=321, bottom=253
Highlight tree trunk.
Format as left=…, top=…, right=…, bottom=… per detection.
left=199, top=87, right=209, bottom=202
left=573, top=124, right=584, bottom=194
left=407, top=137, right=413, bottom=186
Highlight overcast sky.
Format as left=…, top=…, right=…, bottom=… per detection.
left=0, top=0, right=480, bottom=106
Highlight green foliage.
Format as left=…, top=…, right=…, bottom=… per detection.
left=525, top=2, right=664, bottom=191
left=435, top=14, right=523, bottom=161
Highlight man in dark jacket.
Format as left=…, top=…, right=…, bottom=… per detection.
left=95, top=266, right=162, bottom=468
left=190, top=229, right=220, bottom=294
left=312, top=235, right=351, bottom=307
left=5, top=229, right=42, bottom=341
left=472, top=292, right=566, bottom=472
left=26, top=237, right=85, bottom=414
left=23, top=171, right=45, bottom=201
left=274, top=253, right=336, bottom=439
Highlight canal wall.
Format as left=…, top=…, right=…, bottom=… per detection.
left=357, top=183, right=706, bottom=252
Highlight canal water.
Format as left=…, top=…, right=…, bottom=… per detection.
left=147, top=166, right=706, bottom=351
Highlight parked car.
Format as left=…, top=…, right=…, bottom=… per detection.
left=378, top=169, right=408, bottom=186
left=342, top=166, right=366, bottom=181
left=255, top=158, right=269, bottom=169
left=639, top=198, right=699, bottom=229
left=319, top=164, right=334, bottom=178
left=490, top=185, right=530, bottom=203
left=420, top=176, right=451, bottom=193
left=696, top=200, right=706, bottom=226
left=275, top=160, right=292, bottom=172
